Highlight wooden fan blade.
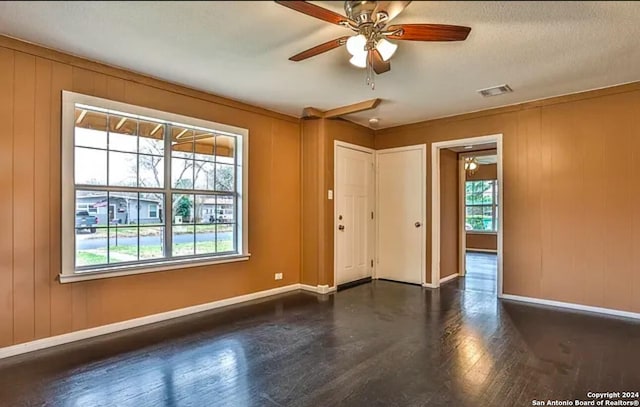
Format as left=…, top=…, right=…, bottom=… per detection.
left=375, top=1, right=412, bottom=22
left=275, top=1, right=353, bottom=26
left=386, top=24, right=471, bottom=41
left=289, top=37, right=349, bottom=61
left=371, top=50, right=391, bottom=75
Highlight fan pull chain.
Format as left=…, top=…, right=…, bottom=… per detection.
left=365, top=51, right=375, bottom=90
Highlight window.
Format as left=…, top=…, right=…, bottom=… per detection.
left=465, top=180, right=498, bottom=232
left=148, top=203, right=158, bottom=218
left=61, top=91, right=249, bottom=282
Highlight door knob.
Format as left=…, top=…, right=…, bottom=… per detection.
left=338, top=225, right=345, bottom=231
left=415, top=222, right=422, bottom=228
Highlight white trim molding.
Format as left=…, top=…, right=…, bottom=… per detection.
left=299, top=284, right=337, bottom=294
left=431, top=134, right=503, bottom=296
left=439, top=273, right=459, bottom=284
left=61, top=90, right=250, bottom=281
left=0, top=283, right=331, bottom=360
left=501, top=294, right=640, bottom=320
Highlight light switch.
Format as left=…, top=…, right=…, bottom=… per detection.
left=328, top=190, right=333, bottom=200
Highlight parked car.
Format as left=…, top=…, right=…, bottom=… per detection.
left=76, top=211, right=98, bottom=233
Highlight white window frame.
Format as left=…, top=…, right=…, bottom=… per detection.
left=148, top=203, right=159, bottom=218
left=60, top=91, right=250, bottom=283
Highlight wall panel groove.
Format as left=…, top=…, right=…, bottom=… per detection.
left=0, top=41, right=301, bottom=347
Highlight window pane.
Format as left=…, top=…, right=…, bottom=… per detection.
left=109, top=224, right=138, bottom=264
left=139, top=120, right=164, bottom=155
left=139, top=154, right=164, bottom=188
left=75, top=147, right=107, bottom=185
left=109, top=151, right=138, bottom=187
left=215, top=163, right=235, bottom=192
left=216, top=195, right=235, bottom=224
left=194, top=131, right=216, bottom=162
left=75, top=109, right=107, bottom=149
left=215, top=135, right=235, bottom=164
left=75, top=190, right=108, bottom=266
left=194, top=161, right=216, bottom=190
left=194, top=195, right=218, bottom=224
left=217, top=224, right=235, bottom=253
left=172, top=194, right=194, bottom=224
left=139, top=193, right=164, bottom=225
left=466, top=181, right=495, bottom=205
left=108, top=115, right=138, bottom=153
left=139, top=226, right=165, bottom=260
left=172, top=157, right=193, bottom=189
left=466, top=206, right=488, bottom=231
left=76, top=227, right=108, bottom=267
left=171, top=126, right=194, bottom=159
left=173, top=225, right=194, bottom=256
left=196, top=225, right=215, bottom=255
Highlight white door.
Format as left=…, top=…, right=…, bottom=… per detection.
left=335, top=144, right=374, bottom=286
left=376, top=145, right=426, bottom=284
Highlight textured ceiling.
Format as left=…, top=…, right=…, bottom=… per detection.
left=1, top=1, right=639, bottom=129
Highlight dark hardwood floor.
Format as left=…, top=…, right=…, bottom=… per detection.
left=1, top=279, right=639, bottom=407
left=462, top=251, right=498, bottom=293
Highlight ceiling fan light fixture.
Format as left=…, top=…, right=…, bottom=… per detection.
left=349, top=52, right=367, bottom=68
left=346, top=34, right=367, bottom=56
left=376, top=38, right=397, bottom=61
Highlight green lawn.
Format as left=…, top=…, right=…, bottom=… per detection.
left=76, top=251, right=108, bottom=266
left=82, top=224, right=233, bottom=239
left=77, top=239, right=234, bottom=267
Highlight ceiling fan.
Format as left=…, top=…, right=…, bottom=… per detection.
left=275, top=1, right=471, bottom=89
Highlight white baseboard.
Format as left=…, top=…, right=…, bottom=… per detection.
left=501, top=294, right=640, bottom=320
left=466, top=248, right=497, bottom=253
left=422, top=282, right=437, bottom=288
left=317, top=285, right=336, bottom=294
left=439, top=273, right=459, bottom=284
left=0, top=283, right=332, bottom=360
left=299, top=284, right=336, bottom=294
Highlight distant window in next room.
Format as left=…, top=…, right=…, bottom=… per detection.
left=465, top=180, right=498, bottom=232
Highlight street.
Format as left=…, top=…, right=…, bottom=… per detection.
left=76, top=231, right=233, bottom=249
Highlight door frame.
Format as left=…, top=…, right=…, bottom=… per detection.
left=333, top=141, right=376, bottom=289
left=431, top=134, right=504, bottom=297
left=374, top=144, right=427, bottom=286
left=457, top=148, right=498, bottom=278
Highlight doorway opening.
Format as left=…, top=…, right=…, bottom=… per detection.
left=431, top=134, right=503, bottom=297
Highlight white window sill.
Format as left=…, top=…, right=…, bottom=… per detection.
left=466, top=231, right=497, bottom=235
left=59, top=253, right=251, bottom=283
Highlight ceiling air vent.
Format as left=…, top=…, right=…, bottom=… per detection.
left=477, top=84, right=513, bottom=97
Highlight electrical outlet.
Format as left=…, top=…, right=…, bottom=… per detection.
left=274, top=273, right=283, bottom=280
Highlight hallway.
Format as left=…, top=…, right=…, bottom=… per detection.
left=461, top=251, right=497, bottom=293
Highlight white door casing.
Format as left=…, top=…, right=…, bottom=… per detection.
left=376, top=145, right=426, bottom=285
left=335, top=143, right=375, bottom=286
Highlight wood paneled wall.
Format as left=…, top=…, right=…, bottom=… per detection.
left=466, top=163, right=497, bottom=181
left=0, top=38, right=301, bottom=347
left=466, top=233, right=497, bottom=251
left=439, top=150, right=459, bottom=278
left=376, top=83, right=640, bottom=313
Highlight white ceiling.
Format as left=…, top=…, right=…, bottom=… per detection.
left=1, top=1, right=639, bottom=129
